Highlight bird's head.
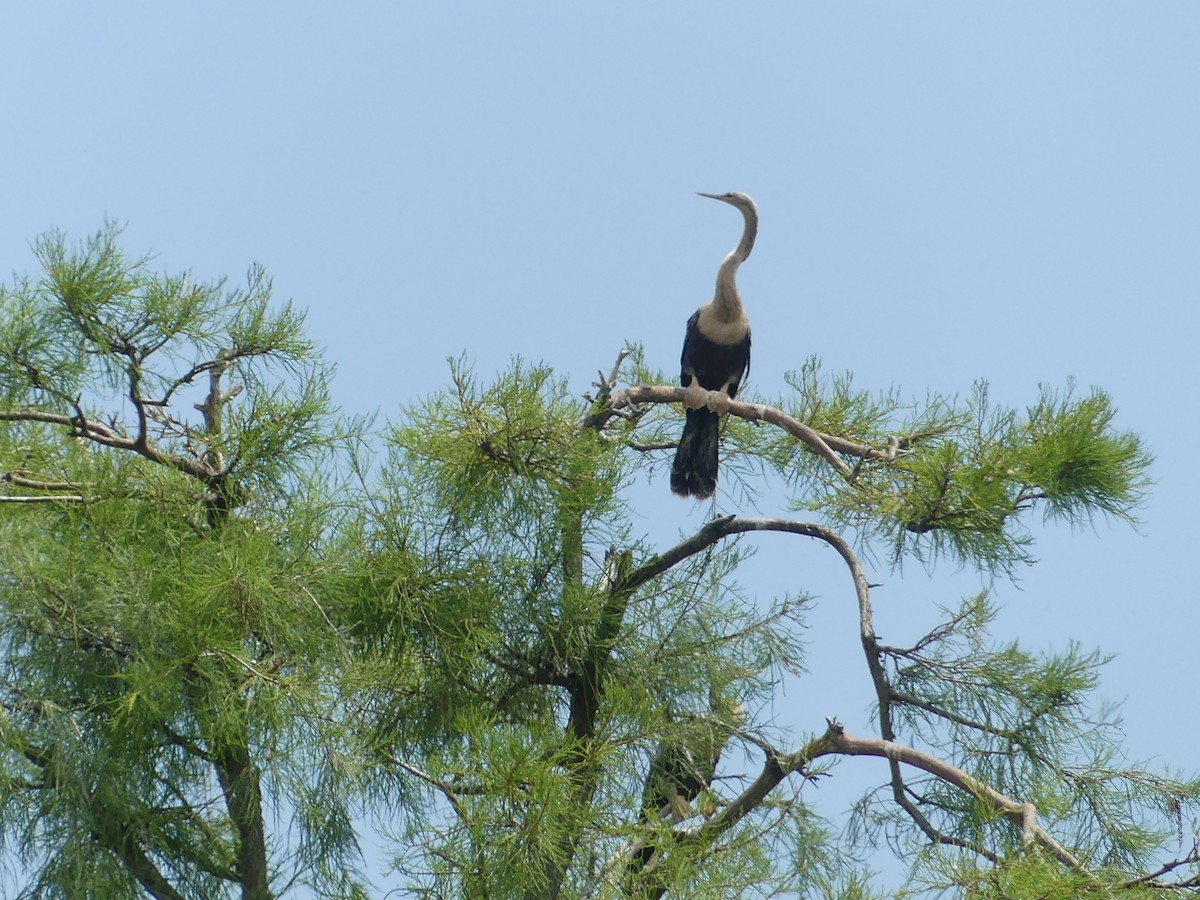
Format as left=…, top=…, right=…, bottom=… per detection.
left=697, top=191, right=756, bottom=213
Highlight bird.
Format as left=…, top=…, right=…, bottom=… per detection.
left=627, top=692, right=745, bottom=882
left=670, top=191, right=757, bottom=499
left=639, top=699, right=744, bottom=820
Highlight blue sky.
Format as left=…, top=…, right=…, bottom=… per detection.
left=3, top=3, right=1197, bottom=893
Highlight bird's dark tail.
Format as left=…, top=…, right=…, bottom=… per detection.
left=670, top=407, right=719, bottom=498
left=628, top=841, right=656, bottom=883
left=626, top=804, right=666, bottom=885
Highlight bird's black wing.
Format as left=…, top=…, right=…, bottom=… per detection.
left=679, top=310, right=702, bottom=387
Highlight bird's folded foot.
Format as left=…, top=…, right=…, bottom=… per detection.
left=682, top=382, right=710, bottom=411
left=705, top=390, right=732, bottom=415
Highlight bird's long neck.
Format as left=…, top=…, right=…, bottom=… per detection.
left=711, top=204, right=758, bottom=319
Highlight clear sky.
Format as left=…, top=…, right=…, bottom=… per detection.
left=3, top=3, right=1197, bottom=894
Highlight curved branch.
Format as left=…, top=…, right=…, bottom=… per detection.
left=1122, top=845, right=1200, bottom=889
left=827, top=725, right=1081, bottom=867
left=617, top=516, right=883, bottom=716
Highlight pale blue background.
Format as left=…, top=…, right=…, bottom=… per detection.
left=2, top=3, right=1196, bottom=894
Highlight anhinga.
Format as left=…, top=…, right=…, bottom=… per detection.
left=629, top=692, right=745, bottom=879
left=670, top=191, right=757, bottom=499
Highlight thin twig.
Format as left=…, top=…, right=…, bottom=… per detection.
left=388, top=755, right=469, bottom=823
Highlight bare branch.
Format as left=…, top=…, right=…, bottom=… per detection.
left=0, top=408, right=118, bottom=440
left=615, top=516, right=1095, bottom=883
left=389, top=754, right=469, bottom=824
left=826, top=724, right=1081, bottom=867
left=0, top=408, right=217, bottom=483
left=610, top=384, right=903, bottom=477
left=640, top=719, right=1083, bottom=888
left=617, top=516, right=882, bottom=709
left=158, top=357, right=233, bottom=407
left=2, top=471, right=89, bottom=492
left=1, top=470, right=89, bottom=502
left=582, top=347, right=639, bottom=432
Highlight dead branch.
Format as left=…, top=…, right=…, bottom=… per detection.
left=825, top=723, right=1080, bottom=867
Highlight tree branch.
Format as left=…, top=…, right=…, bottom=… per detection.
left=826, top=724, right=1081, bottom=867
left=0, top=408, right=119, bottom=440
left=0, top=494, right=87, bottom=503
left=389, top=754, right=469, bottom=824
left=1121, top=843, right=1200, bottom=889
left=0, top=408, right=217, bottom=482
left=617, top=516, right=882, bottom=709
left=2, top=471, right=90, bottom=492
left=885, top=686, right=1018, bottom=742
left=210, top=740, right=271, bottom=899
left=581, top=348, right=634, bottom=432
left=609, top=384, right=907, bottom=477
left=636, top=719, right=1083, bottom=893
left=1, top=470, right=89, bottom=502
left=86, top=793, right=191, bottom=900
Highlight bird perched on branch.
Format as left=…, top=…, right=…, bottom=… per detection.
left=628, top=691, right=745, bottom=880
left=670, top=191, right=757, bottom=499
left=640, top=697, right=744, bottom=819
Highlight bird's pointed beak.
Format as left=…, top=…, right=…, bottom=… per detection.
left=696, top=192, right=722, bottom=200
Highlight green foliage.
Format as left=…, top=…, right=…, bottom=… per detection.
left=345, top=357, right=808, bottom=896
left=935, top=848, right=1177, bottom=898
left=0, top=224, right=365, bottom=898
left=768, top=360, right=1150, bottom=573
